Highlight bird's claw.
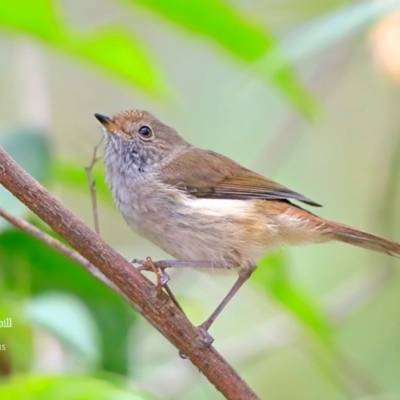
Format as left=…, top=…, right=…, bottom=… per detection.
left=196, top=324, right=214, bottom=347
left=131, top=257, right=170, bottom=287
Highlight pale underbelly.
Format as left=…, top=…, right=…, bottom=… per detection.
left=122, top=197, right=281, bottom=270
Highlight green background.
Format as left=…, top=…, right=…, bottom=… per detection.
left=1, top=0, right=400, bottom=399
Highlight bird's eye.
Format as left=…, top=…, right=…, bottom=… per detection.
left=138, top=125, right=153, bottom=140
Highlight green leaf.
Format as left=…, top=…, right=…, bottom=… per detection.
left=26, top=292, right=101, bottom=364
left=71, top=27, right=165, bottom=93
left=0, top=300, right=33, bottom=373
left=54, top=160, right=113, bottom=204
left=0, top=128, right=51, bottom=232
left=0, top=0, right=60, bottom=40
left=132, top=0, right=272, bottom=61
left=253, top=252, right=359, bottom=392
left=0, top=0, right=168, bottom=96
left=253, top=252, right=333, bottom=345
left=0, top=230, right=136, bottom=374
left=0, top=375, right=154, bottom=400
left=128, top=0, right=317, bottom=118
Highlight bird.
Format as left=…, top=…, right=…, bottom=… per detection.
left=95, top=109, right=400, bottom=344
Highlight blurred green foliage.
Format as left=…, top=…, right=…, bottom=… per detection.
left=255, top=252, right=333, bottom=345
left=0, top=229, right=135, bottom=374
left=0, top=0, right=317, bottom=115
left=1, top=0, right=400, bottom=399
left=0, top=0, right=167, bottom=95
left=0, top=375, right=155, bottom=400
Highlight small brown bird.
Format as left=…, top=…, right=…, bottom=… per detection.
left=95, top=109, right=400, bottom=343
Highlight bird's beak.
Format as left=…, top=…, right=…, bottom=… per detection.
left=94, top=113, right=117, bottom=131
left=94, top=113, right=131, bottom=139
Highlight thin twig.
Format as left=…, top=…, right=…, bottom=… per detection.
left=85, top=137, right=103, bottom=235
left=0, top=146, right=259, bottom=400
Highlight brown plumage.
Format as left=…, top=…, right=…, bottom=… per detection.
left=96, top=109, right=400, bottom=342
left=159, top=146, right=400, bottom=258
left=328, top=221, right=400, bottom=257
left=161, top=148, right=321, bottom=206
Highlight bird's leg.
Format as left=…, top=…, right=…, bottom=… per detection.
left=153, top=260, right=218, bottom=270
left=131, top=259, right=219, bottom=288
left=147, top=260, right=247, bottom=346
left=131, top=257, right=184, bottom=313
left=131, top=258, right=251, bottom=347
left=131, top=259, right=217, bottom=279
left=197, top=270, right=253, bottom=346
left=131, top=259, right=218, bottom=316
left=144, top=257, right=171, bottom=286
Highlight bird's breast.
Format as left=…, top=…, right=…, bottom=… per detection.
left=106, top=170, right=285, bottom=270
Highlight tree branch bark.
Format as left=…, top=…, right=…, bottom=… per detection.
left=0, top=147, right=259, bottom=400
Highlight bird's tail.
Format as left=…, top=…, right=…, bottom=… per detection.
left=327, top=221, right=400, bottom=257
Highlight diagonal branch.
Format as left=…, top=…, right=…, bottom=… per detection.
left=0, top=146, right=260, bottom=400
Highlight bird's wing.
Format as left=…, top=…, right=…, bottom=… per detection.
left=160, top=148, right=322, bottom=207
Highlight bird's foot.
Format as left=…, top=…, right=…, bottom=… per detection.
left=131, top=257, right=170, bottom=287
